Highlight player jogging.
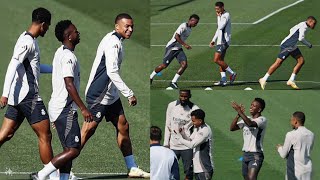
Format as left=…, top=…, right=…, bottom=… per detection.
left=210, top=1, right=236, bottom=86
left=259, top=16, right=317, bottom=90
left=150, top=14, right=200, bottom=89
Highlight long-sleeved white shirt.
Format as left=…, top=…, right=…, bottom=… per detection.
left=212, top=11, right=231, bottom=45
left=277, top=126, right=314, bottom=179
left=85, top=31, right=134, bottom=107
left=281, top=21, right=312, bottom=48
left=177, top=123, right=214, bottom=173
left=2, top=31, right=42, bottom=105
left=237, top=116, right=267, bottom=152
left=48, top=45, right=80, bottom=122
left=166, top=22, right=192, bottom=49
left=164, top=100, right=199, bottom=150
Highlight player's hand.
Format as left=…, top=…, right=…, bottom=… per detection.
left=0, top=96, right=8, bottom=109
left=216, top=12, right=222, bottom=16
left=81, top=108, right=93, bottom=122
left=231, top=101, right=242, bottom=113
left=183, top=44, right=192, bottom=50
left=240, top=104, right=245, bottom=113
left=128, top=96, right=137, bottom=106
left=209, top=41, right=215, bottom=48
left=276, top=144, right=282, bottom=150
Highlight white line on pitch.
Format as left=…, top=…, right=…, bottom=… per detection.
left=153, top=80, right=320, bottom=84
left=253, top=0, right=304, bottom=24
left=151, top=22, right=252, bottom=25
left=151, top=44, right=320, bottom=47
left=152, top=0, right=304, bottom=26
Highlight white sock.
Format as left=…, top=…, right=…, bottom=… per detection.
left=262, top=73, right=270, bottom=81
left=289, top=73, right=296, bottom=81
left=48, top=169, right=59, bottom=179
left=60, top=173, right=70, bottom=180
left=124, top=155, right=137, bottom=170
left=225, top=66, right=234, bottom=74
left=220, top=72, right=226, bottom=81
left=150, top=71, right=157, bottom=79
left=38, top=162, right=57, bottom=180
left=172, top=74, right=180, bottom=83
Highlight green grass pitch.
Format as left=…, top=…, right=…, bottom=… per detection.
left=0, top=0, right=149, bottom=179
left=151, top=90, right=320, bottom=180
left=150, top=0, right=320, bottom=90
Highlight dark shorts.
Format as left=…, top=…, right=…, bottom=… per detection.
left=195, top=170, right=214, bottom=180
left=173, top=149, right=193, bottom=179
left=215, top=43, right=229, bottom=59
left=278, top=46, right=302, bottom=60
left=5, top=100, right=49, bottom=125
left=162, top=46, right=187, bottom=66
left=242, top=152, right=264, bottom=177
left=89, top=99, right=124, bottom=123
left=54, top=106, right=81, bottom=149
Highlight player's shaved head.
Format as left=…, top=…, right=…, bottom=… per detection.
left=115, top=13, right=132, bottom=24
left=150, top=126, right=162, bottom=141
left=292, top=111, right=305, bottom=125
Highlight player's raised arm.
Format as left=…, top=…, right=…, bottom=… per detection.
left=232, top=101, right=258, bottom=127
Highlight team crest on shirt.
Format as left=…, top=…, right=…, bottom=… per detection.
left=112, top=44, right=119, bottom=49
left=75, top=136, right=79, bottom=142
left=41, top=109, right=46, bottom=115
left=96, top=112, right=101, bottom=118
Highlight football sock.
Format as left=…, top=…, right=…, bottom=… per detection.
left=262, top=73, right=270, bottom=81
left=124, top=155, right=138, bottom=169
left=150, top=71, right=157, bottom=79
left=172, top=74, right=180, bottom=83
left=225, top=66, right=234, bottom=74
left=60, top=173, right=70, bottom=180
left=38, top=162, right=57, bottom=180
left=289, top=73, right=296, bottom=81
left=220, top=72, right=226, bottom=81
left=48, top=168, right=59, bottom=179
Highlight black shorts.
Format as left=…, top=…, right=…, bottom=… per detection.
left=54, top=106, right=81, bottom=149
left=162, top=46, right=187, bottom=66
left=5, top=100, right=49, bottom=125
left=89, top=99, right=124, bottom=123
left=173, top=149, right=193, bottom=179
left=215, top=43, right=229, bottom=59
left=242, top=152, right=264, bottom=177
left=278, top=46, right=302, bottom=60
left=195, top=170, right=213, bottom=180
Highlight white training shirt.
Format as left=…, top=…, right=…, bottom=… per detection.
left=85, top=31, right=134, bottom=107
left=212, top=11, right=231, bottom=45
left=178, top=123, right=214, bottom=173
left=164, top=100, right=199, bottom=150
left=150, top=144, right=179, bottom=180
left=280, top=22, right=312, bottom=48
left=166, top=23, right=192, bottom=49
left=237, top=116, right=267, bottom=152
left=48, top=45, right=80, bottom=122
left=278, top=126, right=314, bottom=178
left=2, top=31, right=42, bottom=105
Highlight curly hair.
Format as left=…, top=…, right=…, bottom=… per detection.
left=55, top=20, right=72, bottom=42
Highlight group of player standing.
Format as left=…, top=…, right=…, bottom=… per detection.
left=149, top=1, right=317, bottom=90
left=150, top=90, right=314, bottom=180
